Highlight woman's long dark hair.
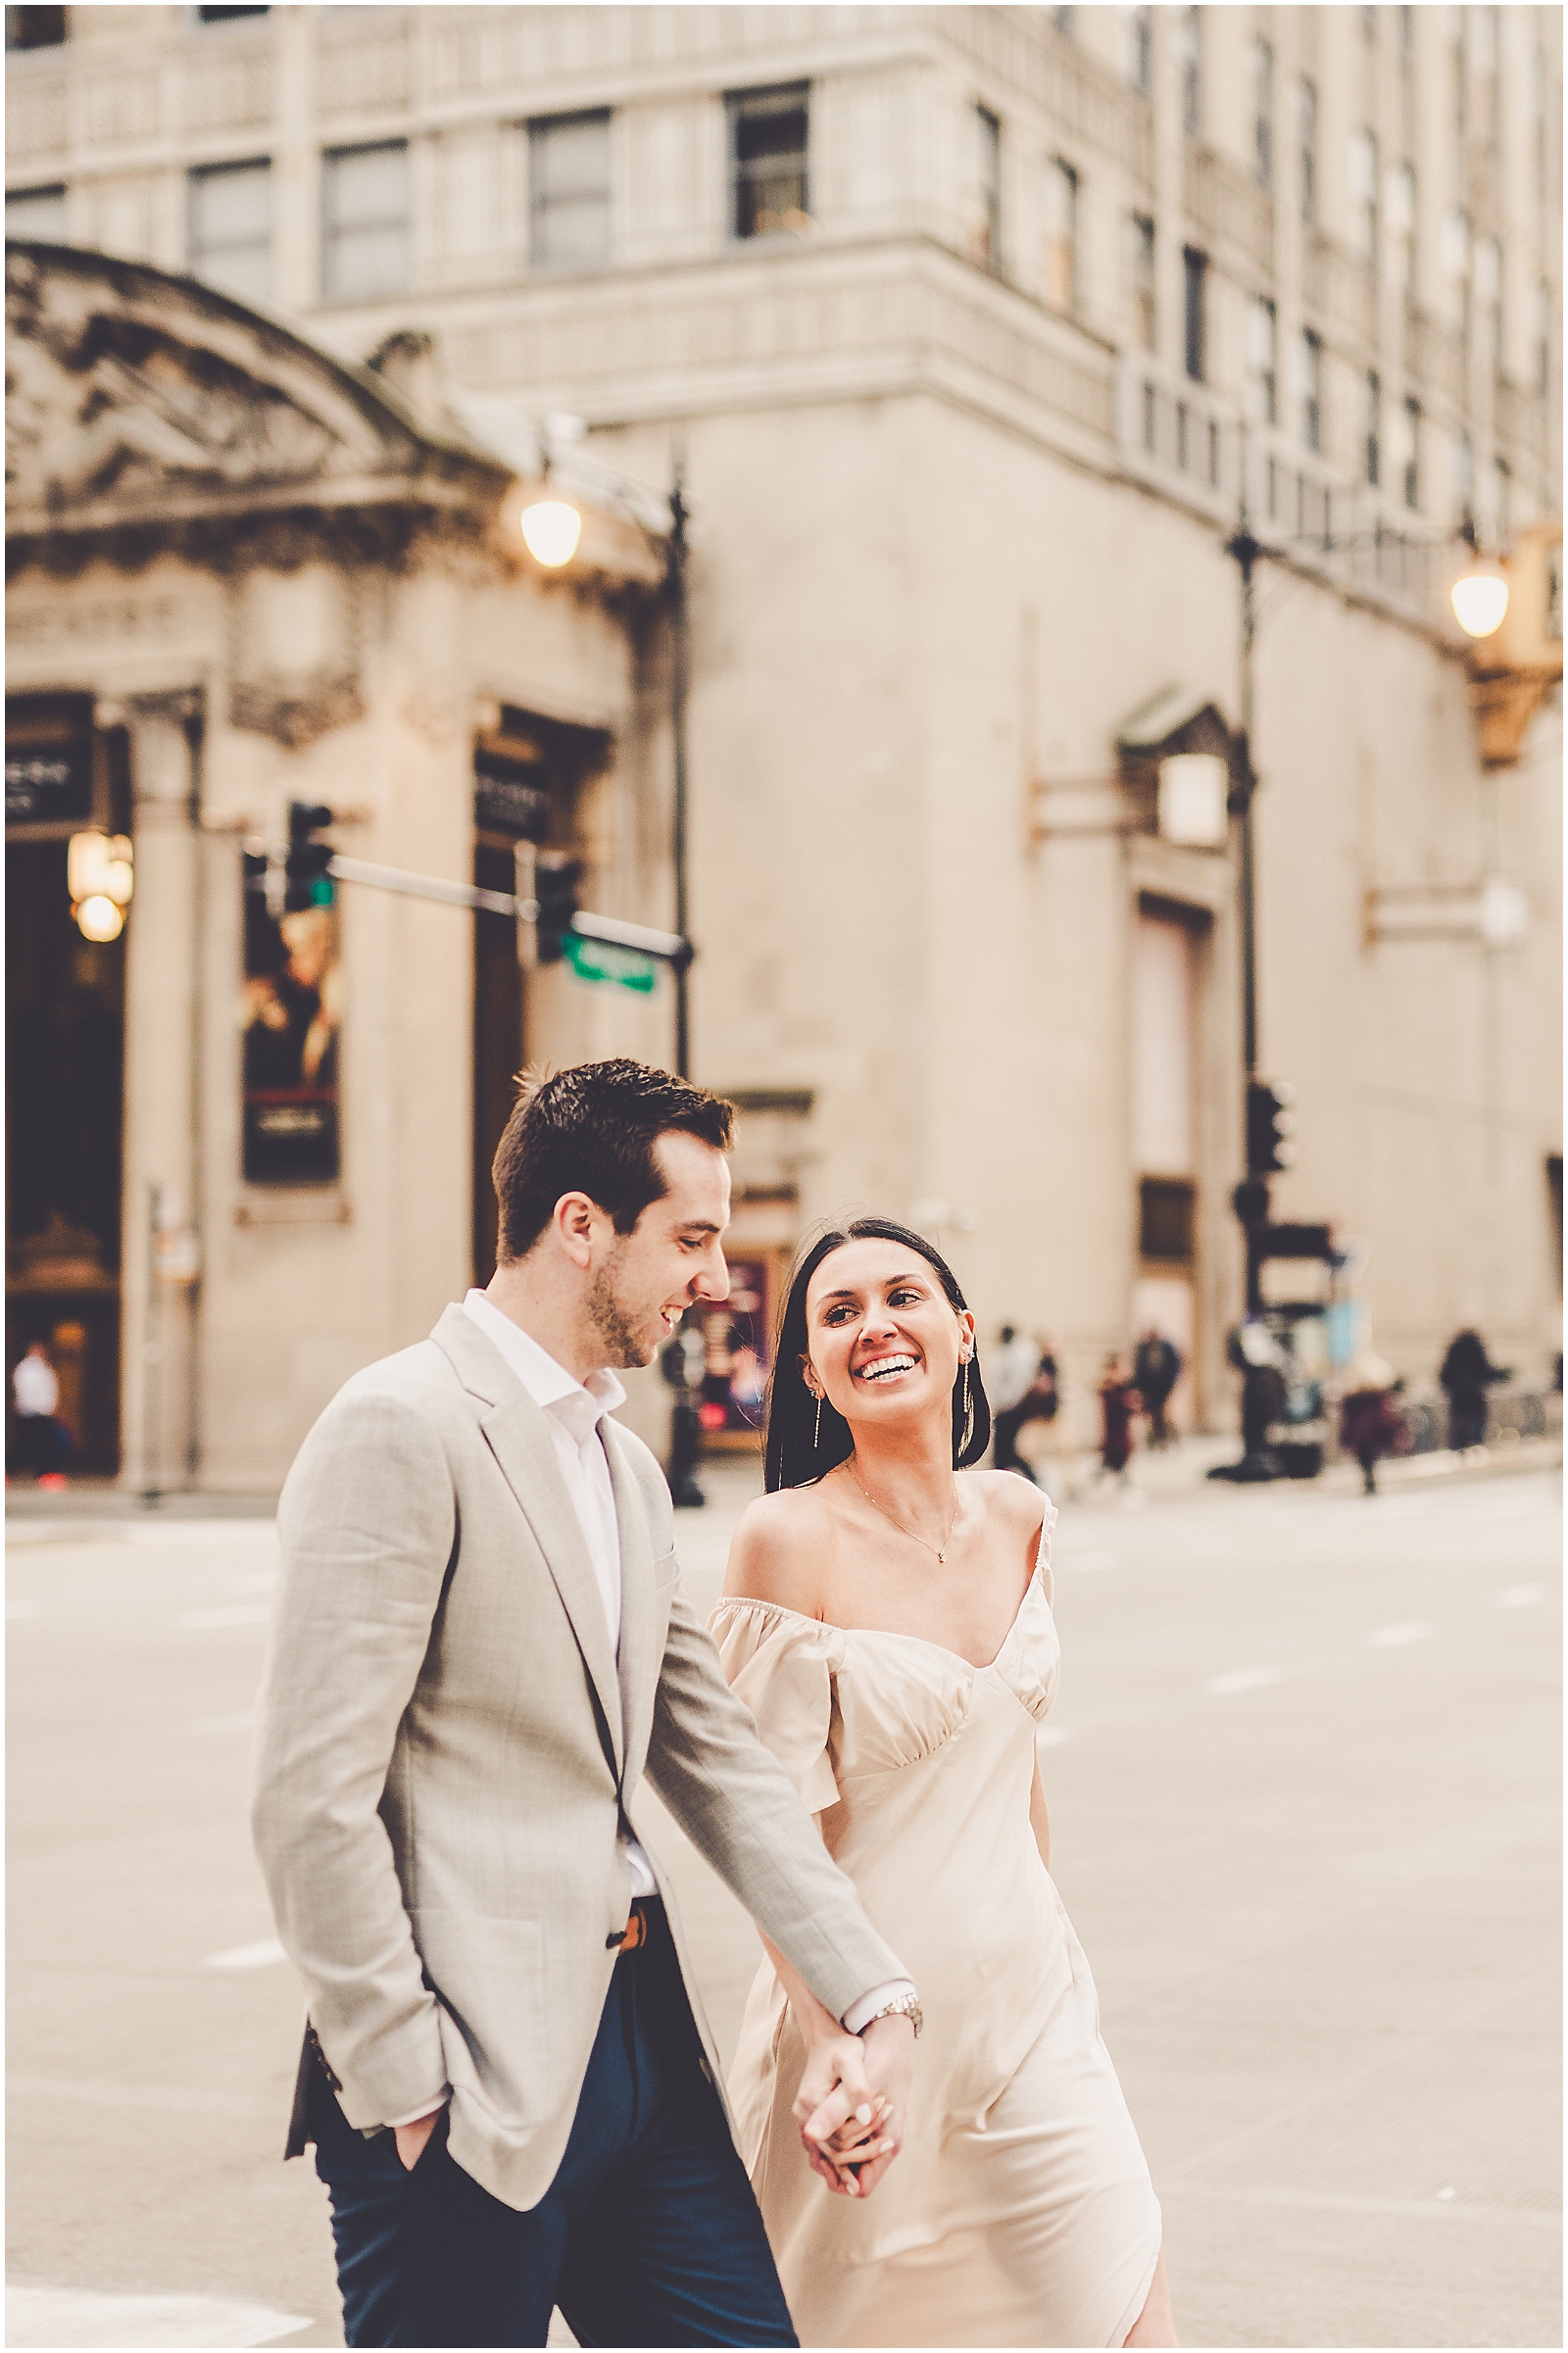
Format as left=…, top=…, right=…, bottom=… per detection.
left=763, top=1217, right=992, bottom=1492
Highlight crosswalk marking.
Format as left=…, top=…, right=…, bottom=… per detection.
left=204, top=1937, right=286, bottom=1972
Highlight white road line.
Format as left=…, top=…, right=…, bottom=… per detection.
left=5, top=2285, right=310, bottom=2348
left=1205, top=1666, right=1284, bottom=1696
left=1496, top=1584, right=1544, bottom=1607
left=1366, top=1620, right=1437, bottom=1648
left=172, top=1603, right=271, bottom=1631
left=204, top=1936, right=286, bottom=1971
left=192, top=1710, right=255, bottom=1737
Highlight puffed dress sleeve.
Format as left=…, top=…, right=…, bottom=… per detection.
left=708, top=1598, right=846, bottom=1816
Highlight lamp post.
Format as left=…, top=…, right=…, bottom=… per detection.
left=520, top=447, right=695, bottom=1076
left=1215, top=452, right=1511, bottom=1480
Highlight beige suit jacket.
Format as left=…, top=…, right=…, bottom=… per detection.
left=251, top=1303, right=905, bottom=2213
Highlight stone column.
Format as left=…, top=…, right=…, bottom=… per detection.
left=119, top=691, right=203, bottom=1495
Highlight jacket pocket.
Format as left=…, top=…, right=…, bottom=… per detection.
left=409, top=1909, right=556, bottom=2128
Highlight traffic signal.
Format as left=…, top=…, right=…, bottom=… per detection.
left=1246, top=1079, right=1296, bottom=1175
left=534, top=852, right=582, bottom=964
left=285, top=802, right=335, bottom=912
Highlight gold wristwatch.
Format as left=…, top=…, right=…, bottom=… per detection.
left=858, top=1991, right=922, bottom=2038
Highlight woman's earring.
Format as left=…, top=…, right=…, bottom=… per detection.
left=813, top=1391, right=823, bottom=1451
left=960, top=1357, right=973, bottom=1452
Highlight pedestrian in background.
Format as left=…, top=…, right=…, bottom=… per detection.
left=1131, top=1330, right=1182, bottom=1449
left=11, top=1339, right=70, bottom=1488
left=1439, top=1326, right=1511, bottom=1452
left=1338, top=1352, right=1404, bottom=1495
left=1096, top=1354, right=1142, bottom=1489
left=989, top=1324, right=1043, bottom=1474
left=1007, top=1348, right=1065, bottom=1492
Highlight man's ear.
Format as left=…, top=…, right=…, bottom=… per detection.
left=553, top=1191, right=599, bottom=1271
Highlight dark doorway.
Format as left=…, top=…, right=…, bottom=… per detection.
left=472, top=830, right=525, bottom=1288
left=6, top=821, right=127, bottom=1474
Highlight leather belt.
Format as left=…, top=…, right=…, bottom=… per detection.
left=607, top=1898, right=652, bottom=1954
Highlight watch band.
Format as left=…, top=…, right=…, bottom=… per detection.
left=858, top=1990, right=922, bottom=2039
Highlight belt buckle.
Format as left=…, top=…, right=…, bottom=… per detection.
left=617, top=1903, right=647, bottom=1953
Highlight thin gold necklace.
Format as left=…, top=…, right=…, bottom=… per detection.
left=851, top=1464, right=961, bottom=1564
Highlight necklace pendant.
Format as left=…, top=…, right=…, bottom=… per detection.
left=936, top=1547, right=946, bottom=1564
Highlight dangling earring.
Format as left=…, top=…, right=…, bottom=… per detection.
left=960, top=1357, right=973, bottom=1454
left=813, top=1391, right=823, bottom=1451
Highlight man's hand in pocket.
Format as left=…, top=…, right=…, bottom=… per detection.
left=393, top=2107, right=443, bottom=2172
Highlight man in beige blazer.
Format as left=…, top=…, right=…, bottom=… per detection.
left=252, top=1059, right=918, bottom=2349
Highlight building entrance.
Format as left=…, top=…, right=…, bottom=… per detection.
left=6, top=701, right=129, bottom=1473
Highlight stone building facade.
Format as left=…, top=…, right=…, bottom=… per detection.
left=6, top=5, right=1563, bottom=1485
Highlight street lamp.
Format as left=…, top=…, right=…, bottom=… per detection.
left=518, top=499, right=583, bottom=569
left=1450, top=533, right=1510, bottom=639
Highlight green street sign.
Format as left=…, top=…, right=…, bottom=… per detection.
left=563, top=931, right=659, bottom=994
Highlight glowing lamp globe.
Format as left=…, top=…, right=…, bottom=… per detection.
left=75, top=893, right=124, bottom=942
left=1450, top=558, right=1509, bottom=639
left=520, top=499, right=583, bottom=568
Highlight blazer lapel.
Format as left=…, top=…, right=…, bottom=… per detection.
left=433, top=1307, right=624, bottom=1775
left=605, top=1425, right=660, bottom=1783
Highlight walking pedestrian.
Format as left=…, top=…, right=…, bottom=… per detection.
left=1439, top=1325, right=1511, bottom=1453
left=11, top=1339, right=70, bottom=1488
left=1097, top=1354, right=1142, bottom=1488
left=1131, top=1330, right=1183, bottom=1449
left=989, top=1325, right=1043, bottom=1473
left=251, top=1059, right=917, bottom=2350
left=1337, top=1352, right=1403, bottom=1495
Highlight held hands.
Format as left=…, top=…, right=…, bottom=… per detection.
left=793, top=2012, right=915, bottom=2200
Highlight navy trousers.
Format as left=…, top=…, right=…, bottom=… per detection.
left=308, top=1900, right=798, bottom=2350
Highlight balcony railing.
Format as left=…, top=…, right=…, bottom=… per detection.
left=1301, top=230, right=1376, bottom=353
left=1402, top=303, right=1465, bottom=407
left=1118, top=352, right=1235, bottom=524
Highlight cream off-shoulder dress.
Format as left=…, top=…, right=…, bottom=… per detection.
left=709, top=1504, right=1161, bottom=2350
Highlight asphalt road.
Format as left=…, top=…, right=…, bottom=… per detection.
left=6, top=1460, right=1560, bottom=2350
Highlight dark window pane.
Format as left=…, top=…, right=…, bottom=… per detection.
left=5, top=5, right=66, bottom=48
left=1140, top=1178, right=1196, bottom=1263
left=729, top=84, right=809, bottom=240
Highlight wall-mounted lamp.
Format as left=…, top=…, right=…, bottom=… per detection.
left=68, top=829, right=133, bottom=941
left=1157, top=753, right=1231, bottom=848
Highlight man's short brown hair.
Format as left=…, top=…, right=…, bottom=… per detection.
left=492, top=1058, right=735, bottom=1263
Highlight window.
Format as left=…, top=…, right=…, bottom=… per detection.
left=1297, top=79, right=1317, bottom=224
left=1123, top=4, right=1152, bottom=97
left=1182, top=246, right=1206, bottom=381
left=188, top=158, right=270, bottom=307
left=1400, top=396, right=1420, bottom=510
left=1389, top=160, right=1416, bottom=297
left=1178, top=8, right=1201, bottom=137
left=5, top=182, right=67, bottom=239
left=196, top=5, right=269, bottom=19
left=1129, top=212, right=1155, bottom=351
left=975, top=106, right=1002, bottom=273
left=529, top=112, right=610, bottom=271
left=1247, top=296, right=1277, bottom=424
left=1538, top=282, right=1553, bottom=397
left=1252, top=40, right=1274, bottom=188
left=1449, top=430, right=1472, bottom=521
left=1349, top=129, right=1378, bottom=264
left=728, top=83, right=809, bottom=241
left=5, top=6, right=65, bottom=47
left=1364, top=370, right=1381, bottom=486
left=1474, top=235, right=1500, bottom=369
left=1399, top=5, right=1414, bottom=65
left=1441, top=207, right=1470, bottom=334
left=1298, top=328, right=1322, bottom=451
left=1045, top=158, right=1076, bottom=311
left=321, top=140, right=410, bottom=302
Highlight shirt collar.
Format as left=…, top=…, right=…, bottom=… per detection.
left=463, top=1291, right=626, bottom=1433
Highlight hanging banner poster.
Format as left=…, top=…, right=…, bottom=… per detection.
left=241, top=878, right=341, bottom=1185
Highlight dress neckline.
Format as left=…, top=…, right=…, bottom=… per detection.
left=713, top=1550, right=1048, bottom=1678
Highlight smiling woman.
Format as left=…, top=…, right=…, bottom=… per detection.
left=711, top=1218, right=1177, bottom=2349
